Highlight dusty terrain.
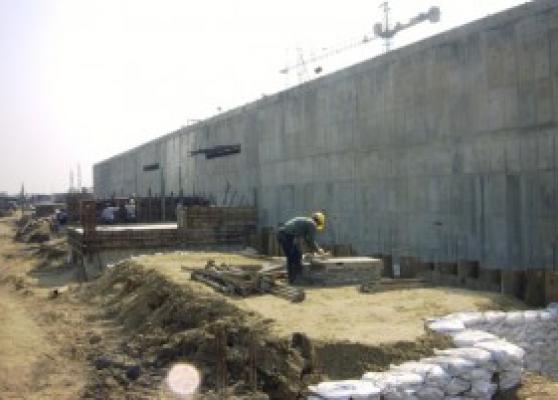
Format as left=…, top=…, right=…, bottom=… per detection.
left=137, top=252, right=524, bottom=344
left=0, top=214, right=557, bottom=399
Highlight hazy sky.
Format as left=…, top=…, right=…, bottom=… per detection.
left=0, top=0, right=529, bottom=194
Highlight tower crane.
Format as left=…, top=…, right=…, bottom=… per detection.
left=279, top=3, right=441, bottom=82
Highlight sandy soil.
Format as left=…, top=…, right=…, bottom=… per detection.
left=136, top=252, right=524, bottom=345
left=0, top=214, right=556, bottom=399
left=0, top=216, right=87, bottom=399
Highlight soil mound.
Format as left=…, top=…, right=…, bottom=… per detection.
left=85, top=261, right=316, bottom=399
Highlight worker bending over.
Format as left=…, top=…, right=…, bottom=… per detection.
left=277, top=212, right=326, bottom=284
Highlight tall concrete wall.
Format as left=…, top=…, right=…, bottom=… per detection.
left=94, top=0, right=558, bottom=270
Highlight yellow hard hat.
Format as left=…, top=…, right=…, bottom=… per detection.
left=312, top=211, right=325, bottom=231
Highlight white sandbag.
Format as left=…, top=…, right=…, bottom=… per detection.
left=461, top=367, right=493, bottom=381
left=505, top=311, right=525, bottom=326
left=445, top=377, right=471, bottom=395
left=523, top=310, right=540, bottom=323
left=363, top=371, right=423, bottom=391
left=361, top=372, right=388, bottom=384
left=415, top=386, right=444, bottom=400
left=422, top=356, right=476, bottom=376
left=539, top=310, right=553, bottom=322
left=483, top=311, right=506, bottom=324
left=385, top=372, right=424, bottom=390
left=308, top=380, right=382, bottom=400
left=474, top=340, right=525, bottom=367
left=469, top=380, right=497, bottom=398
left=427, top=319, right=465, bottom=334
left=425, top=365, right=452, bottom=387
left=452, top=330, right=499, bottom=347
left=391, top=362, right=440, bottom=379
left=449, top=312, right=485, bottom=327
left=382, top=389, right=418, bottom=400
left=435, top=347, right=493, bottom=366
left=446, top=397, right=476, bottom=400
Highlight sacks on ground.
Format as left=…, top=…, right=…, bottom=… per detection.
left=362, top=371, right=423, bottom=392
left=426, top=365, right=453, bottom=387
left=434, top=347, right=493, bottom=368
left=446, top=397, right=476, bottom=400
left=391, top=362, right=441, bottom=379
left=445, top=312, right=485, bottom=328
left=482, top=311, right=507, bottom=325
left=390, top=361, right=452, bottom=388
left=421, top=355, right=476, bottom=377
left=445, top=377, right=471, bottom=395
left=414, top=386, right=444, bottom=400
left=462, top=367, right=494, bottom=382
left=307, top=380, right=381, bottom=400
left=504, top=311, right=525, bottom=326
left=523, top=310, right=540, bottom=323
left=452, top=330, right=499, bottom=347
left=427, top=319, right=465, bottom=334
left=474, top=340, right=524, bottom=368
left=468, top=380, right=497, bottom=398
left=382, top=388, right=418, bottom=400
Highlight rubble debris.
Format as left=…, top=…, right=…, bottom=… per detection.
left=190, top=260, right=305, bottom=302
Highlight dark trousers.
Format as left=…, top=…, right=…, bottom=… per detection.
left=277, top=231, right=302, bottom=283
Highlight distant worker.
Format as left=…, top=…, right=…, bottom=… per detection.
left=276, top=212, right=327, bottom=284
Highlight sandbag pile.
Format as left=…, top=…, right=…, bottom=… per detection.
left=307, top=304, right=558, bottom=399
left=431, top=304, right=558, bottom=379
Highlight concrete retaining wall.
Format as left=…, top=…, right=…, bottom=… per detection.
left=94, top=0, right=558, bottom=271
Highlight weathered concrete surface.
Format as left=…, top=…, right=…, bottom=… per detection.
left=94, top=0, right=558, bottom=271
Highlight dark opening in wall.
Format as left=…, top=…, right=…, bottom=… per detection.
left=190, top=144, right=241, bottom=159
left=143, top=163, right=160, bottom=171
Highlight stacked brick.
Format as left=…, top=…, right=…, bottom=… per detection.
left=177, top=205, right=257, bottom=245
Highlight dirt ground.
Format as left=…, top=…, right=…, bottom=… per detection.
left=1, top=214, right=557, bottom=399
left=137, top=252, right=525, bottom=345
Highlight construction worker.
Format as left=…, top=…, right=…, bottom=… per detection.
left=276, top=212, right=326, bottom=284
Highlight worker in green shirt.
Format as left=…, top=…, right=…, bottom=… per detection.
left=276, top=212, right=326, bottom=284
